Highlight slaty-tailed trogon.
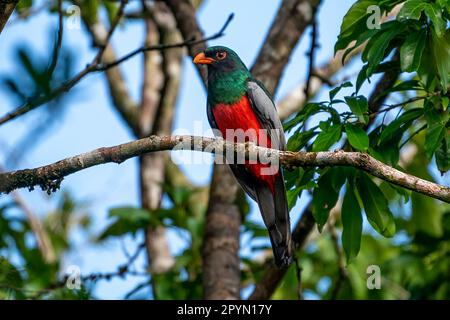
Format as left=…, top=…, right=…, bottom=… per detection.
left=194, top=46, right=292, bottom=267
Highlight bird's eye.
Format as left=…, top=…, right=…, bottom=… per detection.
left=216, top=51, right=227, bottom=60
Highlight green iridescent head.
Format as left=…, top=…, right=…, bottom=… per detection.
left=194, top=46, right=251, bottom=105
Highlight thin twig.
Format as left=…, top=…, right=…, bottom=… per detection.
left=47, top=0, right=64, bottom=77
left=369, top=96, right=427, bottom=118
left=294, top=257, right=303, bottom=300
left=329, top=224, right=347, bottom=300
left=96, top=13, right=233, bottom=71
left=399, top=123, right=427, bottom=149
left=0, top=7, right=233, bottom=126
left=304, top=4, right=320, bottom=98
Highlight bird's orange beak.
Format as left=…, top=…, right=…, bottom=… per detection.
left=193, top=52, right=215, bottom=65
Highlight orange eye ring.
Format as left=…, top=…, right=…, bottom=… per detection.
left=216, top=51, right=227, bottom=60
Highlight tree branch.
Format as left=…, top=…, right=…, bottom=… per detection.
left=0, top=135, right=448, bottom=201
left=164, top=0, right=242, bottom=299
left=304, top=4, right=320, bottom=99
left=11, top=191, right=56, bottom=263
left=47, top=0, right=63, bottom=78
left=0, top=0, right=17, bottom=34
left=139, top=1, right=183, bottom=276
left=251, top=0, right=322, bottom=94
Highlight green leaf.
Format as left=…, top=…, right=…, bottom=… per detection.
left=109, top=206, right=150, bottom=222
left=431, top=30, right=450, bottom=92
left=342, top=186, right=363, bottom=264
left=442, top=96, right=449, bottom=111
left=345, top=95, right=369, bottom=124
left=397, top=0, right=427, bottom=20
left=287, top=188, right=302, bottom=211
left=411, top=193, right=443, bottom=238
left=98, top=207, right=151, bottom=240
left=345, top=124, right=370, bottom=151
left=356, top=173, right=396, bottom=237
left=283, top=103, right=323, bottom=132
left=103, top=0, right=119, bottom=24
left=287, top=130, right=316, bottom=151
left=400, top=30, right=427, bottom=72
left=379, top=108, right=424, bottom=144
left=378, top=80, right=423, bottom=97
left=425, top=123, right=446, bottom=159
left=16, top=0, right=33, bottom=13
left=312, top=124, right=342, bottom=151
left=424, top=99, right=449, bottom=158
left=329, top=81, right=353, bottom=101
left=362, top=21, right=406, bottom=76
left=335, top=0, right=378, bottom=53
left=312, top=168, right=346, bottom=231
left=424, top=3, right=446, bottom=38
left=81, top=0, right=100, bottom=25
left=356, top=64, right=370, bottom=93
left=435, top=130, right=450, bottom=174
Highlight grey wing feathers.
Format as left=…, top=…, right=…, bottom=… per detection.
left=246, top=79, right=292, bottom=267
left=246, top=80, right=286, bottom=151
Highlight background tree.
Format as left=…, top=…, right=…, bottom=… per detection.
left=0, top=0, right=449, bottom=300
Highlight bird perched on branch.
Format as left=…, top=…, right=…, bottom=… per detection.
left=194, top=46, right=292, bottom=267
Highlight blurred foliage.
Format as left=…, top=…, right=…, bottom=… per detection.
left=0, top=0, right=449, bottom=301
left=0, top=192, right=92, bottom=299
left=1, top=32, right=76, bottom=166
left=284, top=0, right=450, bottom=269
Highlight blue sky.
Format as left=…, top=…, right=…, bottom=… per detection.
left=0, top=0, right=367, bottom=299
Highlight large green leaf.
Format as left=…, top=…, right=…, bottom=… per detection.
left=400, top=29, right=427, bottom=72
left=283, top=103, right=323, bottom=132
left=287, top=130, right=317, bottom=151
left=431, top=30, right=450, bottom=92
left=397, top=0, right=428, bottom=20
left=379, top=108, right=424, bottom=144
left=356, top=173, right=396, bottom=237
left=362, top=21, right=406, bottom=76
left=345, top=95, right=369, bottom=124
left=312, top=124, right=342, bottom=151
left=81, top=0, right=100, bottom=25
left=424, top=3, right=446, bottom=37
left=435, top=130, right=450, bottom=174
left=345, top=124, right=370, bottom=151
left=329, top=81, right=353, bottom=101
left=335, top=0, right=379, bottom=53
left=425, top=123, right=446, bottom=159
left=312, top=168, right=347, bottom=231
left=424, top=99, right=449, bottom=159
left=411, top=193, right=443, bottom=238
left=98, top=207, right=152, bottom=240
left=342, top=185, right=363, bottom=264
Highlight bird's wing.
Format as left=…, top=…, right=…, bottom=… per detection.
left=246, top=79, right=292, bottom=267
left=246, top=79, right=286, bottom=151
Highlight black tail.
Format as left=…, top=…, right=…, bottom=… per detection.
left=254, top=172, right=292, bottom=268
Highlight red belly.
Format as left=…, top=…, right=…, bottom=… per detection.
left=212, top=95, right=278, bottom=193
